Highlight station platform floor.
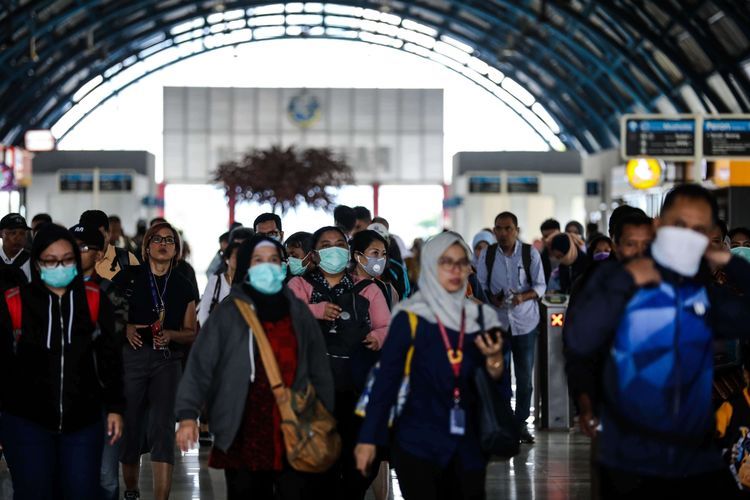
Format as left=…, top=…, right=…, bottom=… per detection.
left=0, top=430, right=593, bottom=499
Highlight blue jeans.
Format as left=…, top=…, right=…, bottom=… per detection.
left=100, top=417, right=121, bottom=500
left=503, top=329, right=538, bottom=426
left=0, top=413, right=103, bottom=500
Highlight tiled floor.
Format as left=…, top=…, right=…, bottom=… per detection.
left=0, top=430, right=593, bottom=499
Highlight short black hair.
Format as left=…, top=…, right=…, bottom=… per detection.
left=565, top=220, right=584, bottom=235
left=32, top=213, right=52, bottom=225
left=108, top=215, right=121, bottom=224
left=253, top=213, right=282, bottom=232
left=660, top=184, right=719, bottom=225
left=311, top=226, right=348, bottom=249
left=149, top=217, right=167, bottom=226
left=229, top=227, right=254, bottom=245
left=333, top=205, right=356, bottom=232
left=353, top=206, right=372, bottom=222
left=80, top=210, right=109, bottom=231
left=285, top=231, right=313, bottom=254
left=494, top=211, right=518, bottom=227
left=614, top=213, right=653, bottom=244
left=608, top=205, right=646, bottom=238
left=372, top=216, right=389, bottom=229
left=729, top=227, right=750, bottom=241
left=540, top=218, right=560, bottom=232
left=219, top=231, right=230, bottom=243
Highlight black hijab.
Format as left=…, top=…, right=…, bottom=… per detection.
left=236, top=235, right=289, bottom=322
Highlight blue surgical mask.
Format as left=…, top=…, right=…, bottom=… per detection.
left=287, top=257, right=308, bottom=276
left=247, top=262, right=287, bottom=295
left=317, top=247, right=349, bottom=274
left=731, top=246, right=750, bottom=263
left=40, top=264, right=78, bottom=288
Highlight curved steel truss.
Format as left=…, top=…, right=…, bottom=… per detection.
left=1, top=1, right=749, bottom=154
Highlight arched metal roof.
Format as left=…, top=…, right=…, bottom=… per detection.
left=1, top=1, right=749, bottom=154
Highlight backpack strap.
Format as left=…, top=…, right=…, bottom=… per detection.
left=84, top=282, right=101, bottom=323
left=5, top=287, right=22, bottom=344
left=521, top=243, right=532, bottom=285
left=403, top=311, right=418, bottom=376
left=484, top=243, right=498, bottom=292
left=353, top=278, right=392, bottom=311
left=209, top=275, right=223, bottom=313
left=12, top=250, right=30, bottom=267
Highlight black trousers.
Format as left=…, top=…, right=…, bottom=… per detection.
left=598, top=465, right=742, bottom=500
left=318, top=390, right=378, bottom=500
left=393, top=447, right=486, bottom=500
left=224, top=467, right=311, bottom=500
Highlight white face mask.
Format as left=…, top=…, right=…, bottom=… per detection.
left=650, top=226, right=709, bottom=277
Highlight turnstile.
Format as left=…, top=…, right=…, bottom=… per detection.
left=537, top=294, right=571, bottom=430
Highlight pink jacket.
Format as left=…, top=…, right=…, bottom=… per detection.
left=288, top=275, right=391, bottom=349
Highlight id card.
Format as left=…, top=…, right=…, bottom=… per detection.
left=450, top=406, right=466, bottom=435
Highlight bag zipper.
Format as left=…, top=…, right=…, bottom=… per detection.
left=58, top=295, right=65, bottom=433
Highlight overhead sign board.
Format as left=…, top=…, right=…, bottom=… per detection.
left=621, top=115, right=697, bottom=160
left=703, top=117, right=750, bottom=159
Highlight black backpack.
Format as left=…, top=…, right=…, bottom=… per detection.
left=483, top=243, right=532, bottom=293
left=305, top=277, right=380, bottom=391
left=110, top=247, right=131, bottom=274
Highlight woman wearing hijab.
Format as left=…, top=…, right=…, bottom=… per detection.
left=288, top=226, right=391, bottom=500
left=0, top=224, right=124, bottom=498
left=174, top=236, right=334, bottom=500
left=549, top=232, right=587, bottom=294
left=355, top=231, right=504, bottom=500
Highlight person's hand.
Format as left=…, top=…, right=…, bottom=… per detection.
left=176, top=419, right=199, bottom=453
left=323, top=302, right=342, bottom=321
left=106, top=413, right=123, bottom=445
left=474, top=331, right=502, bottom=358
left=126, top=325, right=142, bottom=349
left=625, top=258, right=661, bottom=287
left=577, top=394, right=598, bottom=438
left=488, top=291, right=505, bottom=308
left=705, top=248, right=731, bottom=271
left=363, top=334, right=380, bottom=351
left=354, top=443, right=377, bottom=477
left=155, top=329, right=172, bottom=347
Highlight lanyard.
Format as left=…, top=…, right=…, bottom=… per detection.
left=436, top=309, right=465, bottom=402
left=147, top=269, right=168, bottom=323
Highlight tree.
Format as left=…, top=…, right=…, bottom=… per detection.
left=214, top=145, right=354, bottom=216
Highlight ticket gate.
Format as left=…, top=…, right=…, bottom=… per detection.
left=537, top=294, right=571, bottom=430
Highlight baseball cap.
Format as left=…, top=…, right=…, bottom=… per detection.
left=0, top=213, right=30, bottom=231
left=69, top=223, right=105, bottom=250
left=367, top=222, right=390, bottom=240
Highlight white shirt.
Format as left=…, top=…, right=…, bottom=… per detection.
left=0, top=246, right=31, bottom=282
left=198, top=273, right=231, bottom=326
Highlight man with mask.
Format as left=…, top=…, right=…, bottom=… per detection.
left=565, top=184, right=750, bottom=498
left=253, top=213, right=284, bottom=243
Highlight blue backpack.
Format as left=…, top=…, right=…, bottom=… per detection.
left=604, top=280, right=713, bottom=443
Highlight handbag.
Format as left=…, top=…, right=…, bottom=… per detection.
left=474, top=305, right=520, bottom=459
left=355, top=311, right=418, bottom=426
left=234, top=299, right=342, bottom=473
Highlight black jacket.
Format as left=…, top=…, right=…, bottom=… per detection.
left=0, top=278, right=124, bottom=433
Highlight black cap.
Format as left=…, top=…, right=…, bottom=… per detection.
left=69, top=223, right=105, bottom=250
left=0, top=213, right=30, bottom=231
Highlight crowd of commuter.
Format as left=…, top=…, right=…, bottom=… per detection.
left=1, top=185, right=750, bottom=499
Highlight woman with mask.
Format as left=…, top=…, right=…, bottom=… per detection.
left=350, top=229, right=399, bottom=308
left=198, top=241, right=240, bottom=327
left=175, top=236, right=334, bottom=500
left=288, top=226, right=391, bottom=500
left=115, top=222, right=197, bottom=500
left=354, top=231, right=504, bottom=500
left=0, top=224, right=124, bottom=498
left=285, top=231, right=314, bottom=277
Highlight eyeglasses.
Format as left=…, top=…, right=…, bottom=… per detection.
left=261, top=231, right=281, bottom=238
left=79, top=245, right=100, bottom=253
left=39, top=257, right=76, bottom=269
left=437, top=257, right=471, bottom=270
left=150, top=235, right=176, bottom=245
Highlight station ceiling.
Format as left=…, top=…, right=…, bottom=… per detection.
left=1, top=0, right=749, bottom=153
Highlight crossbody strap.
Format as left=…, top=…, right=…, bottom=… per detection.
left=234, top=299, right=284, bottom=389
left=403, top=311, right=418, bottom=376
